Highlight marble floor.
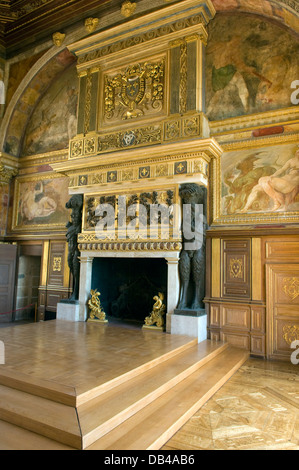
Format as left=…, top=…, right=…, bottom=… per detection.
left=163, top=358, right=299, bottom=450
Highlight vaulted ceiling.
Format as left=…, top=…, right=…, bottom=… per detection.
left=0, top=0, right=119, bottom=56
left=0, top=0, right=298, bottom=57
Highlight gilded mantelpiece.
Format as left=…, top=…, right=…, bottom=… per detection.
left=51, top=0, right=221, bottom=328
left=63, top=0, right=214, bottom=159
left=52, top=0, right=222, bottom=227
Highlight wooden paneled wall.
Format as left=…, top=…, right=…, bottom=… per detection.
left=38, top=240, right=72, bottom=321
left=205, top=230, right=299, bottom=361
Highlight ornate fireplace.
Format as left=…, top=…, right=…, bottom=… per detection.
left=54, top=0, right=223, bottom=341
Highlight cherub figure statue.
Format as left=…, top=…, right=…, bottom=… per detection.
left=144, top=293, right=166, bottom=330
left=88, top=289, right=108, bottom=323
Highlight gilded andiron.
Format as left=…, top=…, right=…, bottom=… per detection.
left=143, top=293, right=166, bottom=331
left=88, top=289, right=108, bottom=323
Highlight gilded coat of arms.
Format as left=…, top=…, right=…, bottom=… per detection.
left=230, top=258, right=243, bottom=279
left=104, top=60, right=164, bottom=121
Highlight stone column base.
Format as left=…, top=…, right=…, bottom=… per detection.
left=57, top=301, right=80, bottom=322
left=169, top=310, right=207, bottom=343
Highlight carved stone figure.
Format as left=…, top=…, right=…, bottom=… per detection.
left=65, top=194, right=83, bottom=302
left=177, top=183, right=208, bottom=311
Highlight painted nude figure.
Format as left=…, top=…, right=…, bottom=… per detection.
left=241, top=149, right=299, bottom=212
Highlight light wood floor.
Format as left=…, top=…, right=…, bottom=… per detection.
left=0, top=320, right=194, bottom=397
left=163, top=358, right=299, bottom=451
left=0, top=320, right=298, bottom=450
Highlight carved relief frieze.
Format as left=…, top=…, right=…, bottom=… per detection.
left=83, top=189, right=175, bottom=233
left=71, top=139, right=84, bottom=158
left=76, top=14, right=208, bottom=67
left=78, top=186, right=182, bottom=252
left=78, top=239, right=183, bottom=253
left=98, top=125, right=162, bottom=153
left=68, top=152, right=210, bottom=189
left=70, top=113, right=205, bottom=159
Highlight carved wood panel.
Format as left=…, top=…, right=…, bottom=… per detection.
left=221, top=305, right=250, bottom=331
left=208, top=302, right=266, bottom=355
left=48, top=242, right=66, bottom=287
left=221, top=331, right=250, bottom=350
left=0, top=245, right=17, bottom=322
left=266, top=263, right=299, bottom=360
left=222, top=240, right=251, bottom=299
left=251, top=306, right=266, bottom=334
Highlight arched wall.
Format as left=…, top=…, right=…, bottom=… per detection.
left=0, top=49, right=77, bottom=157
left=1, top=0, right=298, bottom=158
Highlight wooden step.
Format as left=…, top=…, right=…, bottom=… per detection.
left=0, top=419, right=76, bottom=451
left=78, top=340, right=228, bottom=448
left=0, top=339, right=247, bottom=451
left=0, top=335, right=198, bottom=407
left=0, top=384, right=82, bottom=449
left=86, top=347, right=249, bottom=450
left=0, top=334, right=199, bottom=450
left=0, top=369, right=77, bottom=406
left=75, top=336, right=198, bottom=405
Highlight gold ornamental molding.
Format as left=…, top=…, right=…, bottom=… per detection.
left=0, top=164, right=18, bottom=184
left=78, top=238, right=183, bottom=253
left=283, top=277, right=299, bottom=301
left=0, top=152, right=19, bottom=184
left=52, top=137, right=222, bottom=177
left=283, top=325, right=299, bottom=345
left=210, top=106, right=299, bottom=138
left=230, top=258, right=244, bottom=279
left=67, top=152, right=210, bottom=190
left=52, top=257, right=62, bottom=273
left=18, top=149, right=68, bottom=170
left=220, top=132, right=299, bottom=153
left=69, top=113, right=208, bottom=160
left=68, top=0, right=214, bottom=70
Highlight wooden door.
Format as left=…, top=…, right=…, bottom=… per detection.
left=266, top=264, right=299, bottom=361
left=0, top=244, right=17, bottom=322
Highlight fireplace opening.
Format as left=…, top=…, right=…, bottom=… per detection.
left=91, top=258, right=167, bottom=327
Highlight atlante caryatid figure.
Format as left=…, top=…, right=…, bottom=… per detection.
left=65, top=194, right=83, bottom=302
left=177, top=183, right=208, bottom=311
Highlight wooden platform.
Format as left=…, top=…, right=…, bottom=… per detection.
left=0, top=320, right=248, bottom=450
